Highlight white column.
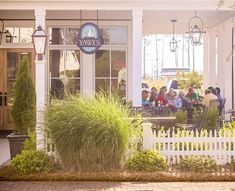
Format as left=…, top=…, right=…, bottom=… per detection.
left=208, top=28, right=217, bottom=87
left=223, top=19, right=233, bottom=112
left=142, top=123, right=153, bottom=151
left=217, top=24, right=225, bottom=93
left=35, top=8, right=47, bottom=150
left=129, top=9, right=143, bottom=107
left=81, top=53, right=94, bottom=97
left=203, top=31, right=209, bottom=90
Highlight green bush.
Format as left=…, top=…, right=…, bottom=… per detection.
left=178, top=155, right=217, bottom=173
left=45, top=93, right=141, bottom=171
left=125, top=151, right=168, bottom=172
left=174, top=110, right=187, bottom=124
left=23, top=131, right=36, bottom=151
left=11, top=150, right=56, bottom=174
left=11, top=57, right=36, bottom=134
left=203, top=109, right=219, bottom=131
left=231, top=160, right=235, bottom=171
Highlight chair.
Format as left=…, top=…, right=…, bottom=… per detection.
left=208, top=99, right=218, bottom=110
left=175, top=106, right=207, bottom=131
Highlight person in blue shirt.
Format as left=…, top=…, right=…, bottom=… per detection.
left=142, top=90, right=150, bottom=107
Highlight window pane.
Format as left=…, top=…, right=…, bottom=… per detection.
left=20, top=28, right=33, bottom=43
left=6, top=27, right=33, bottom=43
left=111, top=50, right=126, bottom=77
left=95, top=79, right=110, bottom=93
left=49, top=28, right=80, bottom=45
left=66, top=79, right=80, bottom=95
left=51, top=79, right=65, bottom=99
left=95, top=50, right=110, bottom=77
left=111, top=79, right=126, bottom=98
left=49, top=50, right=80, bottom=78
left=101, top=27, right=127, bottom=45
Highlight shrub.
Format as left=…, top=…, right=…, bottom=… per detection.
left=125, top=151, right=168, bottom=172
left=231, top=160, right=235, bottom=171
left=203, top=109, right=219, bottom=131
left=23, top=131, right=36, bottom=151
left=174, top=110, right=187, bottom=124
left=11, top=150, right=56, bottom=174
left=11, top=57, right=36, bottom=134
left=45, top=93, right=141, bottom=171
left=178, top=155, right=217, bottom=173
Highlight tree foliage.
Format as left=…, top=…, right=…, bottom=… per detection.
left=11, top=57, right=36, bottom=135
left=176, top=71, right=203, bottom=90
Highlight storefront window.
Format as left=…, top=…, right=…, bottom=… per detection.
left=95, top=50, right=127, bottom=99
left=49, top=50, right=80, bottom=98
left=101, top=27, right=127, bottom=45
left=49, top=28, right=80, bottom=45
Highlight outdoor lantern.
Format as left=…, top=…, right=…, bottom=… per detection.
left=169, top=19, right=177, bottom=52
left=32, top=25, right=48, bottom=61
left=5, top=30, right=13, bottom=43
left=188, top=12, right=204, bottom=46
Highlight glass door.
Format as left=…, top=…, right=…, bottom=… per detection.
left=0, top=49, right=34, bottom=131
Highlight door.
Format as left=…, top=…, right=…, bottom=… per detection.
left=0, top=49, right=35, bottom=131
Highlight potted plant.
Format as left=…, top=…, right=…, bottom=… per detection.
left=7, top=57, right=36, bottom=159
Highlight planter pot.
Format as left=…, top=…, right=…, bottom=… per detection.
left=7, top=133, right=29, bottom=159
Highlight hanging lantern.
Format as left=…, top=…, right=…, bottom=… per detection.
left=5, top=30, right=13, bottom=43
left=169, top=19, right=177, bottom=52
left=32, top=25, right=48, bottom=61
left=188, top=11, right=204, bottom=46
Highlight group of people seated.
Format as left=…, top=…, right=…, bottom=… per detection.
left=142, top=86, right=224, bottom=114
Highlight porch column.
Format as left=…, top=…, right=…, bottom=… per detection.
left=35, top=8, right=47, bottom=150
left=208, top=28, right=217, bottom=87
left=217, top=24, right=225, bottom=94
left=223, top=19, right=234, bottom=111
left=129, top=9, right=142, bottom=107
left=203, top=31, right=209, bottom=89
left=81, top=53, right=94, bottom=97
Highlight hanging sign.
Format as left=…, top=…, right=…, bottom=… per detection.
left=77, top=23, right=102, bottom=54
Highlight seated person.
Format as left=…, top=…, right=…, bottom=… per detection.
left=185, top=87, right=199, bottom=101
left=149, top=87, right=158, bottom=103
left=215, top=87, right=223, bottom=115
left=142, top=90, right=150, bottom=107
left=202, top=88, right=218, bottom=109
left=168, top=90, right=182, bottom=112
left=155, top=88, right=168, bottom=106
left=179, top=90, right=193, bottom=123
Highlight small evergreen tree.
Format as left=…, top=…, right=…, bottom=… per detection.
left=11, top=57, right=36, bottom=134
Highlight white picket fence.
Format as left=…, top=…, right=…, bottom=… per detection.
left=142, top=123, right=235, bottom=165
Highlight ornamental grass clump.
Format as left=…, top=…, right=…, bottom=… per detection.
left=45, top=93, right=141, bottom=171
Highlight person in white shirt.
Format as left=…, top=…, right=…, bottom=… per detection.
left=202, top=89, right=218, bottom=109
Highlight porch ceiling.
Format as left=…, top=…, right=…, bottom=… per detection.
left=143, top=10, right=235, bottom=34
left=0, top=0, right=235, bottom=11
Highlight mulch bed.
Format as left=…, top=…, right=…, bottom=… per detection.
left=1, top=166, right=235, bottom=182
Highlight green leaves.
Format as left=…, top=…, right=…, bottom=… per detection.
left=177, top=71, right=203, bottom=90
left=11, top=57, right=36, bottom=135
left=178, top=155, right=217, bottom=173
left=45, top=93, right=141, bottom=171
left=125, top=151, right=168, bottom=172
left=11, top=150, right=56, bottom=174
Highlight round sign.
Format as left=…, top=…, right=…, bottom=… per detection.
left=77, top=23, right=103, bottom=54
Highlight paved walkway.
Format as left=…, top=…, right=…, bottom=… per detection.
left=0, top=181, right=235, bottom=191
left=0, top=139, right=10, bottom=166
